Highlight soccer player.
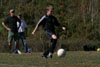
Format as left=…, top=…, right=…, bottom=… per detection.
left=17, top=13, right=28, bottom=53
left=2, top=9, right=21, bottom=54
left=32, top=5, right=66, bottom=59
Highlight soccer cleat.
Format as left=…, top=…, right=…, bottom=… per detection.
left=42, top=55, right=47, bottom=59
left=48, top=53, right=53, bottom=58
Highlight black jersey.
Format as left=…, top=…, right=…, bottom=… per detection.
left=4, top=16, right=21, bottom=33
left=37, top=15, right=61, bottom=32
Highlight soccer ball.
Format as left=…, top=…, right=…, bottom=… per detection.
left=57, top=49, right=66, bottom=57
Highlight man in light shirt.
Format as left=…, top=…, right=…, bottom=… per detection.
left=17, top=13, right=28, bottom=53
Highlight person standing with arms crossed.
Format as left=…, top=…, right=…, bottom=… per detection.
left=32, top=5, right=66, bottom=59
left=2, top=9, right=21, bottom=54
left=17, top=13, right=28, bottom=53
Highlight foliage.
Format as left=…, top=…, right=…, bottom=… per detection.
left=0, top=0, right=100, bottom=51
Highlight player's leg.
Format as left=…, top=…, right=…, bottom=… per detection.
left=42, top=32, right=52, bottom=58
left=48, top=34, right=57, bottom=58
left=17, top=33, right=20, bottom=50
left=8, top=42, right=12, bottom=54
left=42, top=31, right=57, bottom=58
left=8, top=31, right=14, bottom=54
left=21, top=32, right=28, bottom=53
left=42, top=34, right=57, bottom=58
left=50, top=34, right=57, bottom=53
left=14, top=33, right=19, bottom=54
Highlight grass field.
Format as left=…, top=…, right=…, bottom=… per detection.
left=0, top=51, right=100, bottom=67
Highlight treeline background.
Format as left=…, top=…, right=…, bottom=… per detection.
left=0, top=0, right=100, bottom=52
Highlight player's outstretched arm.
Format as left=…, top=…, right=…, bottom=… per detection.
left=32, top=15, right=46, bottom=35
left=32, top=24, right=39, bottom=35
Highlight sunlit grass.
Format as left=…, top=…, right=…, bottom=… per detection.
left=0, top=51, right=99, bottom=67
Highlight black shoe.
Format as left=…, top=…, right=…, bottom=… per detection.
left=42, top=55, right=47, bottom=59
left=49, top=54, right=53, bottom=58
left=15, top=52, right=18, bottom=54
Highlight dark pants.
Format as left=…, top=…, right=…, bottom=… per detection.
left=43, top=31, right=57, bottom=56
left=18, top=32, right=28, bottom=53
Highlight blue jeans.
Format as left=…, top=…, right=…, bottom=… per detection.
left=17, top=32, right=28, bottom=53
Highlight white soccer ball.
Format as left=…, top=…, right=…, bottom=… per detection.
left=57, top=49, right=66, bottom=57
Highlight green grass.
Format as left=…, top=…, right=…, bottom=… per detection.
left=0, top=51, right=100, bottom=67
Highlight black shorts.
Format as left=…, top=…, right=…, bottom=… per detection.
left=45, top=31, right=55, bottom=39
